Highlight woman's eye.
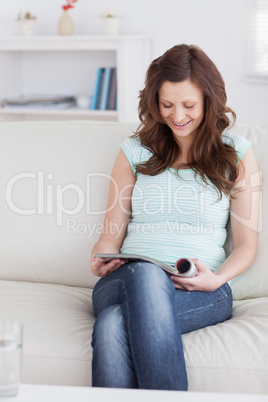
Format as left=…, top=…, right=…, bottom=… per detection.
left=185, top=105, right=194, bottom=109
left=162, top=104, right=172, bottom=108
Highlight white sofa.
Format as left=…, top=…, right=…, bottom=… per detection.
left=0, top=120, right=267, bottom=394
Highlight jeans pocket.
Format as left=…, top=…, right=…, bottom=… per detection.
left=215, top=283, right=232, bottom=305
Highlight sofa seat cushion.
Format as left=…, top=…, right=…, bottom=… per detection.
left=183, top=297, right=268, bottom=394
left=1, top=280, right=267, bottom=393
left=0, top=280, right=94, bottom=386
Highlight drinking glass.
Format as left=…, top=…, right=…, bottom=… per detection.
left=0, top=321, right=23, bottom=397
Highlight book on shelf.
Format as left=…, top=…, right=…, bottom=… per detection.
left=91, top=67, right=117, bottom=111
left=100, top=68, right=113, bottom=110
left=96, top=68, right=105, bottom=110
left=107, top=68, right=117, bottom=110
left=91, top=68, right=104, bottom=110
left=93, top=253, right=198, bottom=278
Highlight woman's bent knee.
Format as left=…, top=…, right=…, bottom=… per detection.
left=122, top=261, right=174, bottom=290
left=92, top=304, right=124, bottom=347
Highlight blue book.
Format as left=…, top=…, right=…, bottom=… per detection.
left=91, top=68, right=104, bottom=110
left=100, top=68, right=113, bottom=110
left=96, top=69, right=105, bottom=110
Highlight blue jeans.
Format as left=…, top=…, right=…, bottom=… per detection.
left=91, top=262, right=233, bottom=390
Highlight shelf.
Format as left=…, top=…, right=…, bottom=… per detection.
left=0, top=107, right=118, bottom=117
left=0, top=35, right=152, bottom=51
left=0, top=35, right=152, bottom=122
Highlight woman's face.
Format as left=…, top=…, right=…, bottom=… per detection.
left=158, top=79, right=204, bottom=144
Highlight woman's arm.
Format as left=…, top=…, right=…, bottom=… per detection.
left=213, top=146, right=260, bottom=284
left=171, top=146, right=261, bottom=291
left=90, top=148, right=136, bottom=277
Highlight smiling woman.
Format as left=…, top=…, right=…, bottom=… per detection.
left=135, top=44, right=239, bottom=198
left=90, top=43, right=259, bottom=391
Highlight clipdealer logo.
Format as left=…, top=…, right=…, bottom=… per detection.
left=5, top=169, right=263, bottom=234
left=5, top=170, right=211, bottom=228
left=5, top=171, right=117, bottom=227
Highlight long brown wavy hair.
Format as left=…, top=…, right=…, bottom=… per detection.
left=133, top=44, right=239, bottom=199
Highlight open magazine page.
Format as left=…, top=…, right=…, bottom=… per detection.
left=94, top=253, right=198, bottom=277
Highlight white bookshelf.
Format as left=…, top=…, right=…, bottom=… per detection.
left=0, top=35, right=152, bottom=122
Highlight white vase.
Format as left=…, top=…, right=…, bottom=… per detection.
left=58, top=10, right=75, bottom=36
left=18, top=19, right=35, bottom=36
left=101, top=17, right=121, bottom=36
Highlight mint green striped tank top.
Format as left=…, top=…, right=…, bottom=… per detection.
left=120, top=131, right=251, bottom=271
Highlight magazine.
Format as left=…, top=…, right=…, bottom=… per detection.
left=93, top=253, right=198, bottom=277
left=1, top=95, right=76, bottom=109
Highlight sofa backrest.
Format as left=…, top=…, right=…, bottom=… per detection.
left=0, top=121, right=137, bottom=289
left=225, top=125, right=268, bottom=300
left=0, top=121, right=267, bottom=299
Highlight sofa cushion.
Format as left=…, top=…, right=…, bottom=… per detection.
left=184, top=296, right=268, bottom=394
left=0, top=279, right=267, bottom=393
left=227, top=126, right=268, bottom=299
left=0, top=121, right=136, bottom=288
left=0, top=280, right=93, bottom=386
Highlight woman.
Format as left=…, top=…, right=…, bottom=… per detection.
left=90, top=44, right=259, bottom=390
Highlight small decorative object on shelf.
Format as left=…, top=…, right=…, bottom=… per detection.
left=58, top=0, right=77, bottom=36
left=100, top=10, right=122, bottom=36
left=16, top=12, right=36, bottom=36
left=76, top=95, right=92, bottom=110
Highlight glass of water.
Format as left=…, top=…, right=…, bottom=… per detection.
left=0, top=321, right=23, bottom=397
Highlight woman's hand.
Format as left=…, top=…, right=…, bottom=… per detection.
left=90, top=257, right=128, bottom=278
left=171, top=258, right=223, bottom=292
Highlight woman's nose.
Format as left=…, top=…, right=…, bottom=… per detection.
left=173, top=108, right=186, bottom=123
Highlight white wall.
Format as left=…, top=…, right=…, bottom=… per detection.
left=1, top=0, right=267, bottom=126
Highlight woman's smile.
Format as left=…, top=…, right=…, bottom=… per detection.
left=172, top=119, right=192, bottom=128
